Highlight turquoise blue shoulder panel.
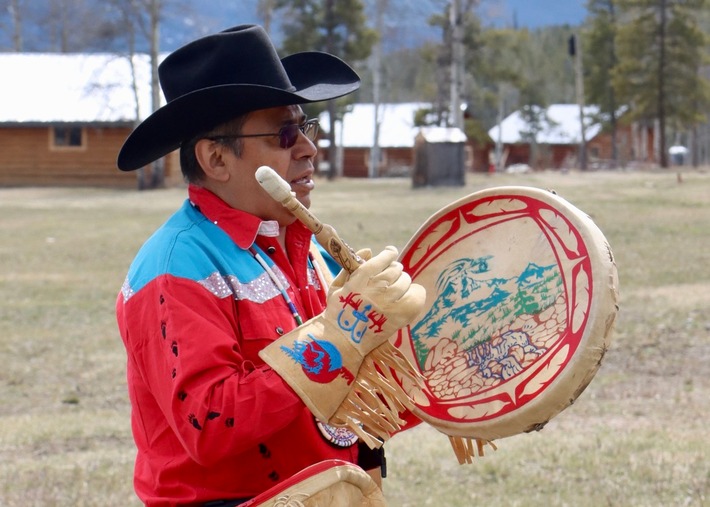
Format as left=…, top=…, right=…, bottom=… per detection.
left=125, top=200, right=264, bottom=295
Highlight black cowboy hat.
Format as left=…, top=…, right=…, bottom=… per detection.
left=117, top=24, right=360, bottom=171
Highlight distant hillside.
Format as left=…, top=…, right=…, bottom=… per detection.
left=160, top=0, right=586, bottom=51
left=0, top=0, right=585, bottom=52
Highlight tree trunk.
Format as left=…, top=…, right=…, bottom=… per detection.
left=449, top=0, right=463, bottom=129
left=657, top=0, right=668, bottom=168
left=10, top=0, right=23, bottom=51
left=124, top=3, right=146, bottom=190
left=369, top=0, right=387, bottom=178
left=572, top=33, right=588, bottom=170
left=258, top=0, right=276, bottom=34
left=149, top=0, right=165, bottom=188
left=324, top=0, right=340, bottom=179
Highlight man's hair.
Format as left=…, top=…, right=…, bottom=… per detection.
left=179, top=113, right=250, bottom=183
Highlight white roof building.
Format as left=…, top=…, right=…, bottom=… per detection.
left=320, top=102, right=432, bottom=148
left=0, top=53, right=157, bottom=124
left=488, top=104, right=601, bottom=145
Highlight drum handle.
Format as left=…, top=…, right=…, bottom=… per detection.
left=256, top=165, right=364, bottom=274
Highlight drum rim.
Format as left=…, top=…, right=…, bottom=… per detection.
left=395, top=186, right=618, bottom=440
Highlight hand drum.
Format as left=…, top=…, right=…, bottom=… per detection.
left=393, top=187, right=619, bottom=454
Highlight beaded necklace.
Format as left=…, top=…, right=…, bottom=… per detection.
left=249, top=246, right=305, bottom=326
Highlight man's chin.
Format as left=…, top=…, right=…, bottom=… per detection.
left=276, top=212, right=299, bottom=228
left=298, top=197, right=311, bottom=209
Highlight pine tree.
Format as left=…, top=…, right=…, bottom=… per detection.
left=425, top=0, right=482, bottom=129
left=614, top=0, right=710, bottom=168
left=583, top=0, right=621, bottom=167
left=272, top=0, right=377, bottom=178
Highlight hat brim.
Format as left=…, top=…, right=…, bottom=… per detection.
left=117, top=52, right=359, bottom=171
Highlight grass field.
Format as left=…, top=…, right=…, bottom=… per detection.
left=1, top=169, right=708, bottom=506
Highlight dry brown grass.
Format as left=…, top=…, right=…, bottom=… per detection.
left=1, top=168, right=708, bottom=506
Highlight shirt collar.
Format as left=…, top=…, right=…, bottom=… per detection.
left=187, top=184, right=313, bottom=250
left=188, top=184, right=279, bottom=249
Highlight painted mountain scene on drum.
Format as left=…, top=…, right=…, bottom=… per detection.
left=409, top=255, right=567, bottom=399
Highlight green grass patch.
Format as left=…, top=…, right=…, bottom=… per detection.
left=1, top=169, right=708, bottom=506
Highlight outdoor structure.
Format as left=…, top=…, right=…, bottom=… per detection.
left=412, top=126, right=468, bottom=187
left=488, top=104, right=657, bottom=170
left=319, top=102, right=433, bottom=178
left=0, top=53, right=179, bottom=188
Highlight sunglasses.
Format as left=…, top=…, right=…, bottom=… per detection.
left=206, top=119, right=320, bottom=149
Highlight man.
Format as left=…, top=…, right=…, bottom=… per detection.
left=116, top=25, right=424, bottom=506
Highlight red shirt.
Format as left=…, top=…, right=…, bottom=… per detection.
left=116, top=186, right=358, bottom=506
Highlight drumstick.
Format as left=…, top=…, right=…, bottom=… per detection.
left=255, top=165, right=364, bottom=273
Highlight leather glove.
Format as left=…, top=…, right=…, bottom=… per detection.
left=259, top=246, right=426, bottom=444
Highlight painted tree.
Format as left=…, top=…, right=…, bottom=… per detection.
left=583, top=0, right=621, bottom=167
left=271, top=0, right=377, bottom=178
left=614, top=0, right=710, bottom=168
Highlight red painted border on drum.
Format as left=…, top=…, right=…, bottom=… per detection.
left=395, top=192, right=593, bottom=424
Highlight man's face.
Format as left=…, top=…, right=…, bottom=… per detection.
left=216, top=105, right=318, bottom=225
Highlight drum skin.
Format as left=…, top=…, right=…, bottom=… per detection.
left=393, top=186, right=619, bottom=441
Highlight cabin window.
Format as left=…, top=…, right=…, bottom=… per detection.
left=52, top=126, right=84, bottom=148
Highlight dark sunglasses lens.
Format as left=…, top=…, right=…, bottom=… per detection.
left=279, top=125, right=300, bottom=149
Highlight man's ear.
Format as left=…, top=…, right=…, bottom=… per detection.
left=195, top=139, right=230, bottom=182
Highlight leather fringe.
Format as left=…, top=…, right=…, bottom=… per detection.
left=329, top=343, right=425, bottom=449
left=448, top=436, right=497, bottom=464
